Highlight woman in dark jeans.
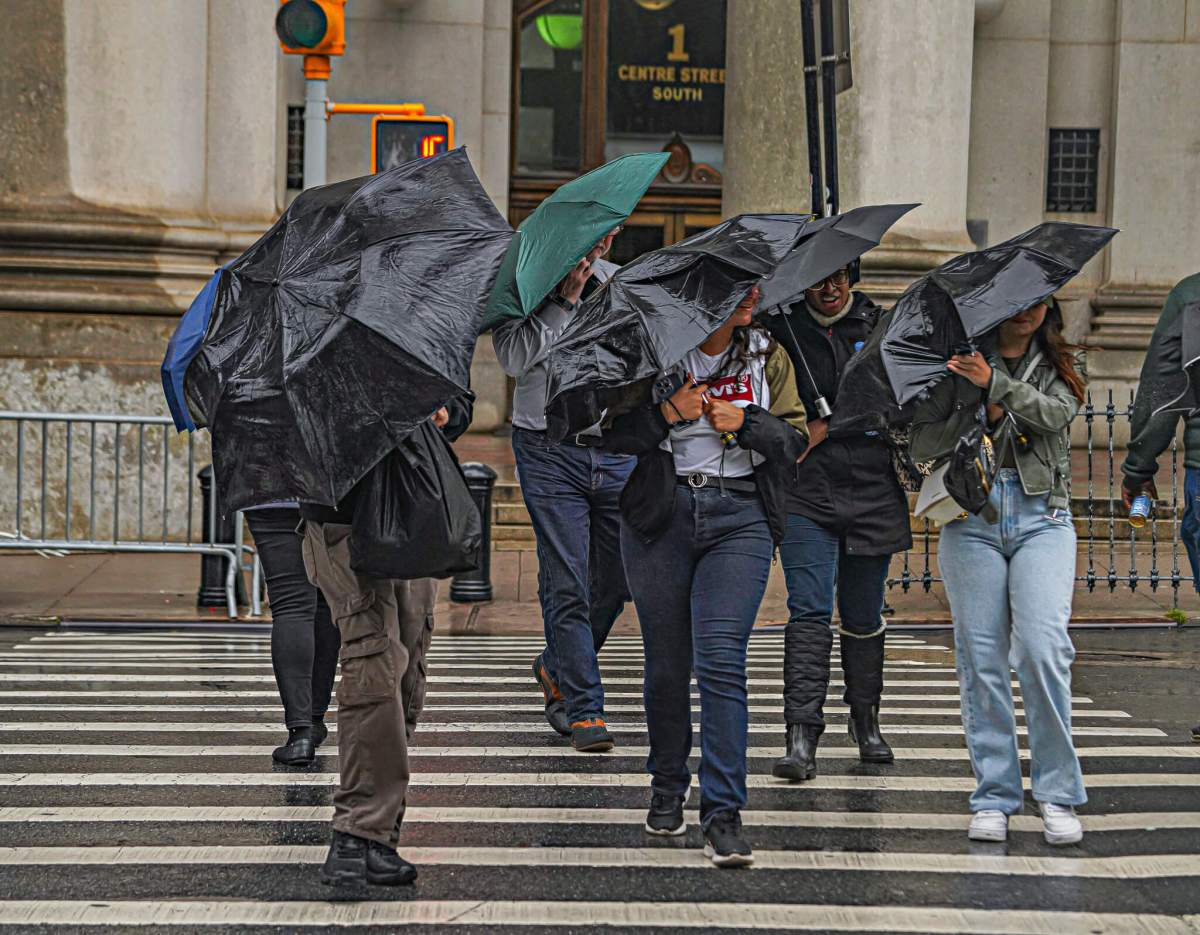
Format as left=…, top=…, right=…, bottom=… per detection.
left=765, top=267, right=912, bottom=781
left=245, top=505, right=340, bottom=767
left=605, top=285, right=808, bottom=867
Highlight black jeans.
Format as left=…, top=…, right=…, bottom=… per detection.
left=246, top=508, right=339, bottom=729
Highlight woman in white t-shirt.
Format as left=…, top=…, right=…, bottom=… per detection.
left=603, top=284, right=808, bottom=867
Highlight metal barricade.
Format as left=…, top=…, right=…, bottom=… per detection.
left=889, top=389, right=1195, bottom=607
left=0, top=411, right=260, bottom=619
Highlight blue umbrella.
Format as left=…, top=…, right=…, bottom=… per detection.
left=161, top=269, right=223, bottom=431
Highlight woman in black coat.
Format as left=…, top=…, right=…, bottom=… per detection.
left=764, top=267, right=912, bottom=780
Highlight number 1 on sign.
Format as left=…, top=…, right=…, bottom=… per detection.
left=667, top=23, right=689, bottom=62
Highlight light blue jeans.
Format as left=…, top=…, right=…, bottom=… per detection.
left=939, top=469, right=1086, bottom=815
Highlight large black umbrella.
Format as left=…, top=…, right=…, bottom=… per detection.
left=184, top=148, right=512, bottom=512
left=832, top=221, right=1118, bottom=433
left=758, top=203, right=918, bottom=308
left=543, top=213, right=814, bottom=441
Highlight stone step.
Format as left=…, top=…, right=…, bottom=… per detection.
left=495, top=502, right=531, bottom=525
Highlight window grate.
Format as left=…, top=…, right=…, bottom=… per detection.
left=1046, top=128, right=1100, bottom=213
left=287, top=105, right=305, bottom=190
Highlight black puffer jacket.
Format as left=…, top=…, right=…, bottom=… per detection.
left=765, top=292, right=912, bottom=556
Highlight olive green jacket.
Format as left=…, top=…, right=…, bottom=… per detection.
left=909, top=347, right=1082, bottom=511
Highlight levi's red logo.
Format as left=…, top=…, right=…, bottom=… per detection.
left=706, top=374, right=753, bottom=402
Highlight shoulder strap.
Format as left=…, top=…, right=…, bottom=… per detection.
left=1019, top=350, right=1045, bottom=384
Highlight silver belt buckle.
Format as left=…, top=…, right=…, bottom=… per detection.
left=687, top=472, right=708, bottom=489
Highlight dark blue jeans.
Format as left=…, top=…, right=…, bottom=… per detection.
left=512, top=428, right=635, bottom=723
left=1182, top=467, right=1200, bottom=592
left=779, top=513, right=890, bottom=727
left=622, top=486, right=774, bottom=826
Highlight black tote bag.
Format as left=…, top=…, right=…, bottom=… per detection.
left=349, top=421, right=482, bottom=580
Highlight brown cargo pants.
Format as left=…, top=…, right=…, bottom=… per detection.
left=301, top=521, right=437, bottom=847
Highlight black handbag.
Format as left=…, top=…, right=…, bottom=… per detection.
left=943, top=403, right=997, bottom=515
left=349, top=421, right=482, bottom=580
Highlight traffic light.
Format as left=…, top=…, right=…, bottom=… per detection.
left=372, top=114, right=455, bottom=173
left=276, top=0, right=345, bottom=57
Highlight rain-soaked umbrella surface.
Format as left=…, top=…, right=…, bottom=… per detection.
left=481, top=152, right=669, bottom=329
left=543, top=213, right=815, bottom=441
left=1145, top=300, right=1200, bottom=417
left=831, top=221, right=1118, bottom=434
left=758, top=203, right=919, bottom=309
left=184, top=148, right=512, bottom=512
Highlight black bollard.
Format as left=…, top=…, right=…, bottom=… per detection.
left=450, top=461, right=498, bottom=603
left=197, top=465, right=248, bottom=609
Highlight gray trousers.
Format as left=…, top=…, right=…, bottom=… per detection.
left=301, top=521, right=437, bottom=846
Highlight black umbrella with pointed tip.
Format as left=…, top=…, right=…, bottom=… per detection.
left=832, top=221, right=1118, bottom=433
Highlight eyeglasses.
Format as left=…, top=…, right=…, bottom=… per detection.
left=808, top=270, right=850, bottom=289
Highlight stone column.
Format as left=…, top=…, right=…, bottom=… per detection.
left=724, top=0, right=978, bottom=298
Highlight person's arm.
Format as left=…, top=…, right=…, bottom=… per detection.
left=987, top=364, right=1079, bottom=435
left=604, top=375, right=708, bottom=455
left=440, top=393, right=474, bottom=442
left=1122, top=292, right=1185, bottom=491
left=763, top=344, right=809, bottom=437
left=909, top=376, right=973, bottom=463
left=490, top=297, right=574, bottom=378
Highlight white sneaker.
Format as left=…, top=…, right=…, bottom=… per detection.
left=967, top=810, right=1008, bottom=842
left=1041, top=803, right=1083, bottom=845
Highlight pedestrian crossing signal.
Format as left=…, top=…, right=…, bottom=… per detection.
left=276, top=0, right=345, bottom=56
left=372, top=114, right=455, bottom=173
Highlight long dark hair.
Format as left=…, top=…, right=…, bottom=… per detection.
left=712, top=321, right=777, bottom=378
left=1036, top=297, right=1086, bottom=403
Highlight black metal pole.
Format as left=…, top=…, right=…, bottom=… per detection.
left=819, top=0, right=840, bottom=216
left=800, top=0, right=824, bottom=217
left=450, top=462, right=498, bottom=602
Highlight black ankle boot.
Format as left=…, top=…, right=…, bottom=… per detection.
left=771, top=723, right=821, bottom=781
left=311, top=718, right=329, bottom=749
left=848, top=705, right=894, bottom=763
left=272, top=727, right=315, bottom=767
left=320, top=830, right=418, bottom=886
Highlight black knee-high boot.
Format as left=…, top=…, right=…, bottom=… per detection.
left=840, top=629, right=893, bottom=763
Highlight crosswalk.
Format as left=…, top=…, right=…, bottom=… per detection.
left=0, top=626, right=1195, bottom=933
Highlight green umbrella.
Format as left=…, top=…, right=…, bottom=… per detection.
left=482, top=152, right=669, bottom=329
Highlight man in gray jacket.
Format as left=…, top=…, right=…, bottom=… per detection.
left=492, top=228, right=632, bottom=752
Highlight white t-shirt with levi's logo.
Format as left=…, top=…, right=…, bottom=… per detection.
left=664, top=332, right=772, bottom=479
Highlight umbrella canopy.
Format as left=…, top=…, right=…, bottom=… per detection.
left=831, top=221, right=1118, bottom=434
left=162, top=268, right=224, bottom=432
left=482, top=152, right=669, bottom=329
left=543, top=213, right=815, bottom=440
left=759, top=203, right=918, bottom=309
left=184, top=147, right=512, bottom=512
left=1145, top=300, right=1200, bottom=417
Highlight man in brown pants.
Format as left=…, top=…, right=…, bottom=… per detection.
left=301, top=520, right=436, bottom=886
left=298, top=404, right=461, bottom=886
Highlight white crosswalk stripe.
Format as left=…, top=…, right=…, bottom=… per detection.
left=0, top=624, right=1190, bottom=934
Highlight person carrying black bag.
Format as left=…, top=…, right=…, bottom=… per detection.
left=764, top=267, right=913, bottom=781
left=299, top=396, right=474, bottom=888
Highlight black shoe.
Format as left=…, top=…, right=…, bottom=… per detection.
left=311, top=719, right=329, bottom=749
left=571, top=718, right=614, bottom=752
left=533, top=654, right=571, bottom=737
left=272, top=727, right=315, bottom=767
left=644, top=793, right=686, bottom=836
left=320, top=831, right=418, bottom=886
left=849, top=705, right=894, bottom=763
left=771, top=723, right=821, bottom=781
left=1192, top=723, right=1200, bottom=743
left=702, top=811, right=753, bottom=868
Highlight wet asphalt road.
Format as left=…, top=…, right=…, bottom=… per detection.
left=0, top=623, right=1195, bottom=934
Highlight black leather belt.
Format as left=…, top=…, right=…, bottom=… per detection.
left=518, top=428, right=604, bottom=448
left=676, top=473, right=757, bottom=493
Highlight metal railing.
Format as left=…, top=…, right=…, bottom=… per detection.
left=0, top=411, right=260, bottom=619
left=890, top=389, right=1195, bottom=607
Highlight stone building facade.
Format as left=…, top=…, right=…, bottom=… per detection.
left=2, top=0, right=1197, bottom=436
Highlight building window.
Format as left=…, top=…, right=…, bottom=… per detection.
left=1046, top=128, right=1100, bottom=213
left=287, top=105, right=305, bottom=190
